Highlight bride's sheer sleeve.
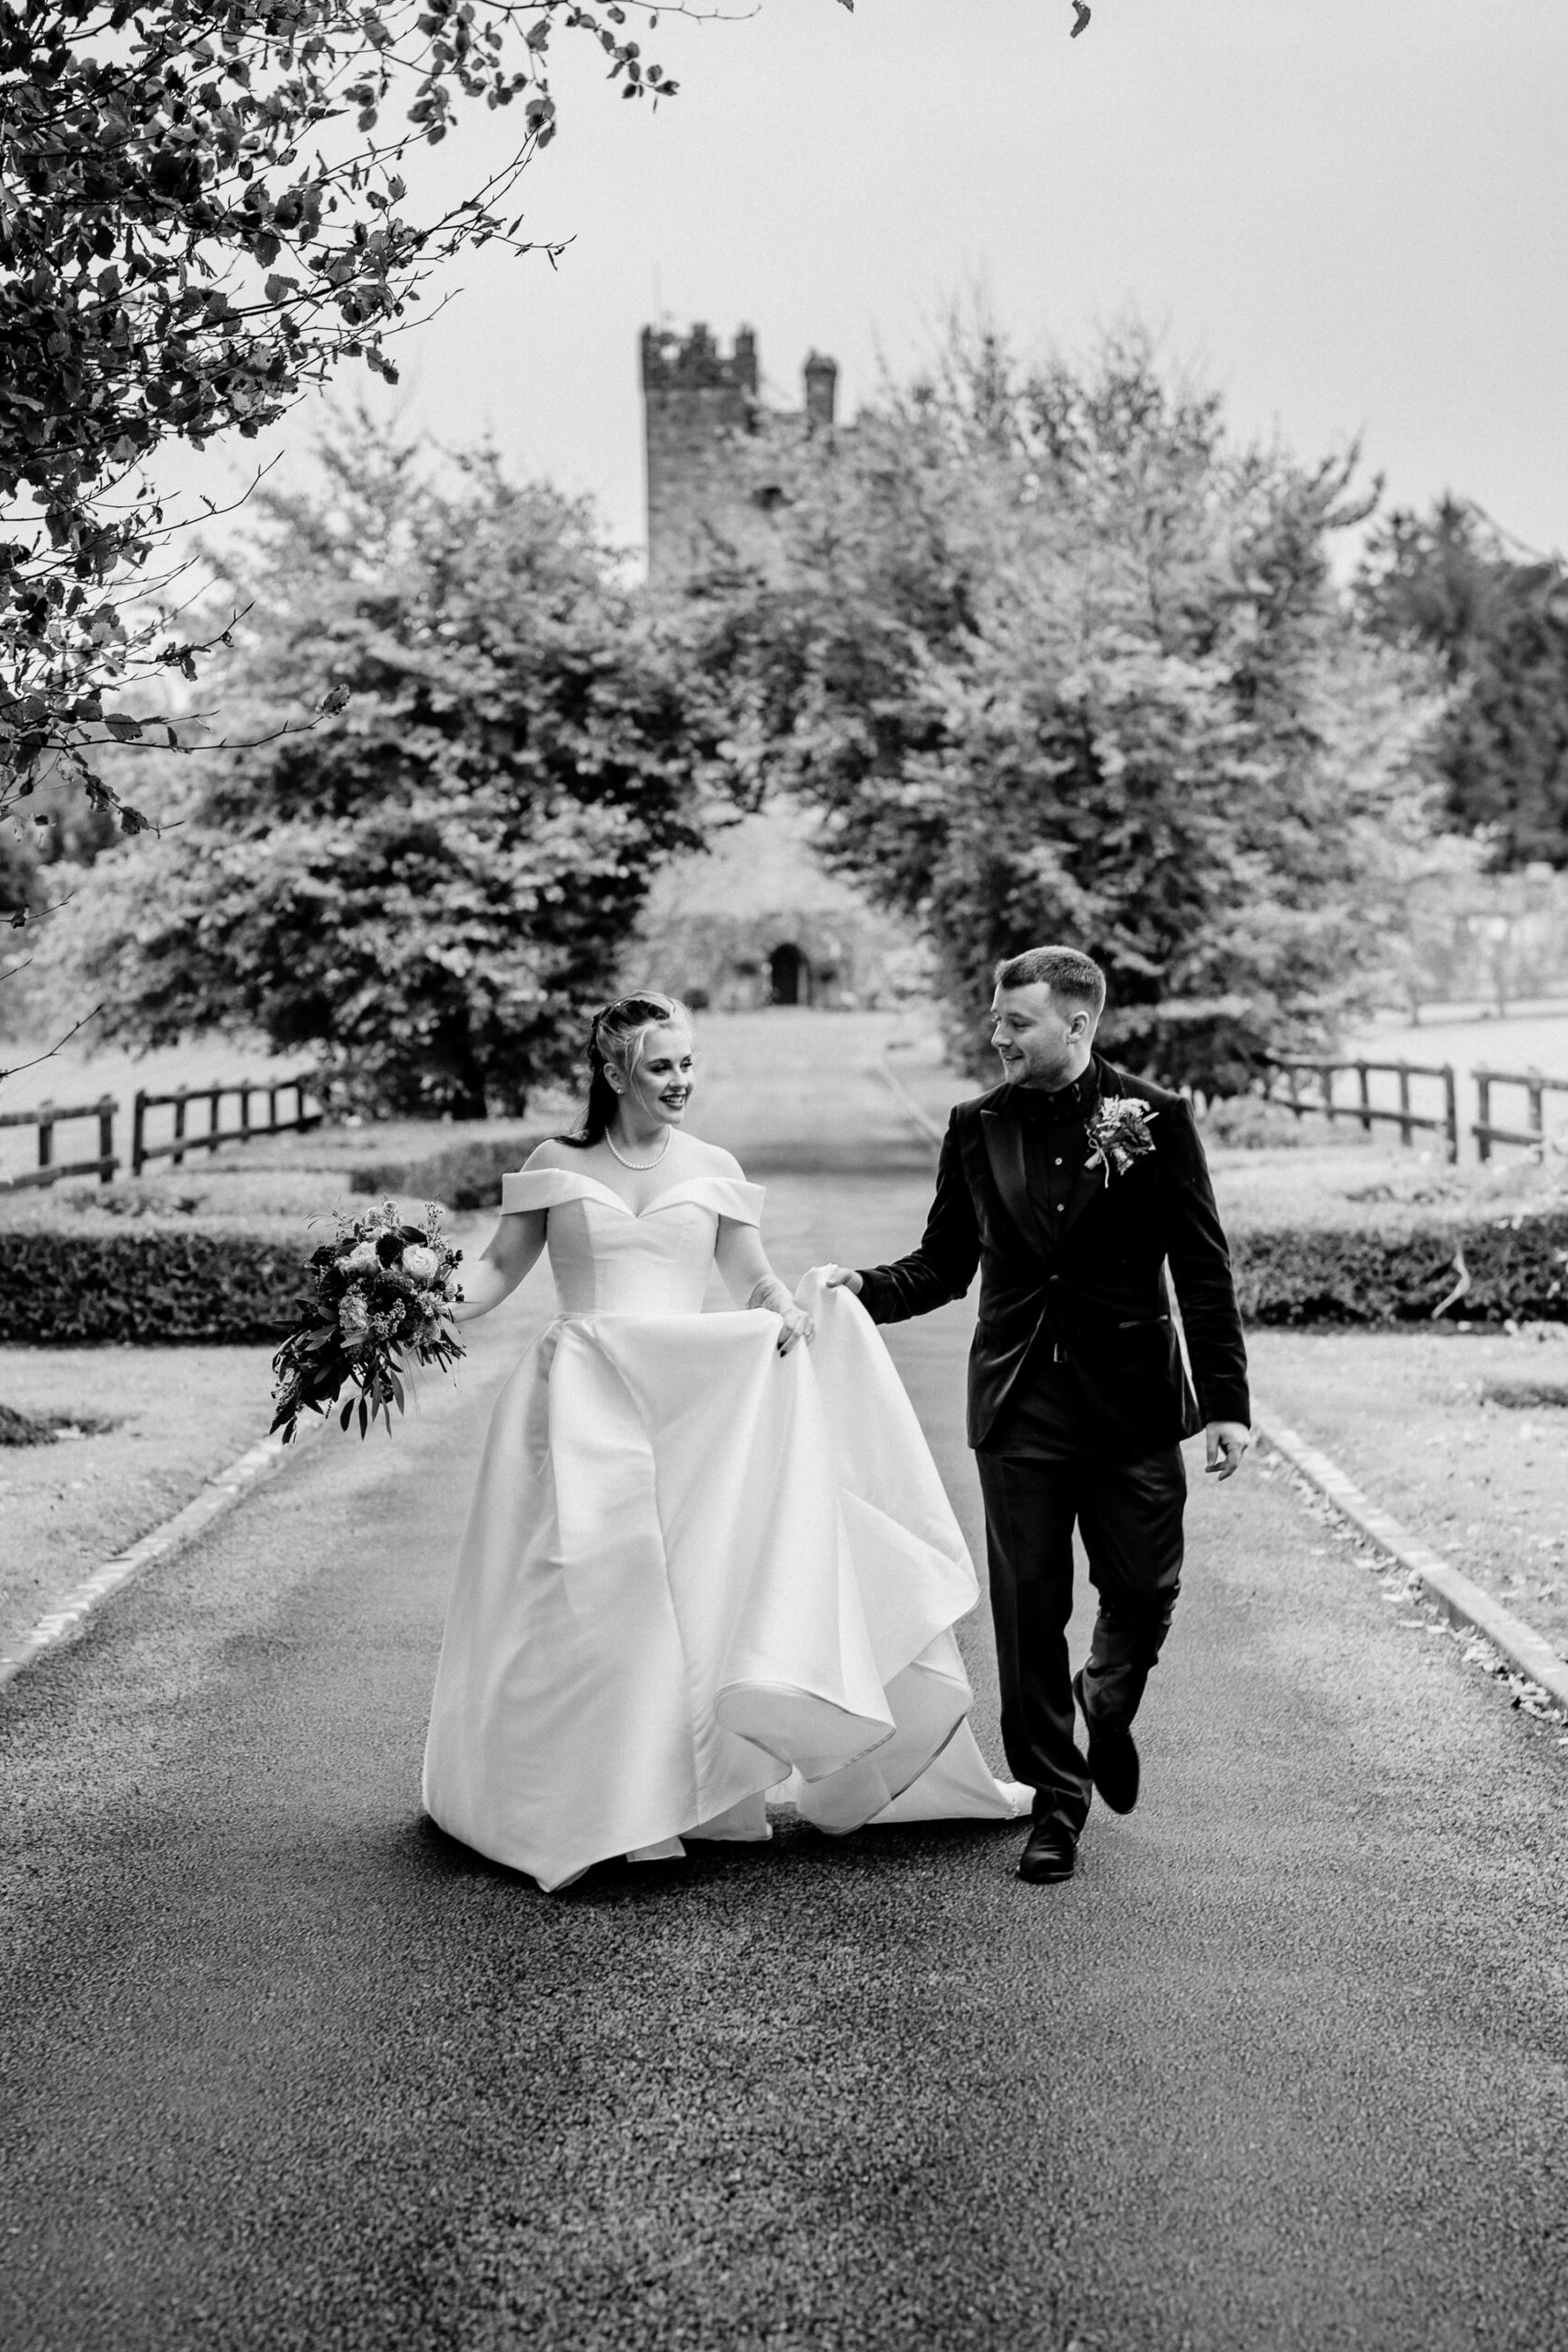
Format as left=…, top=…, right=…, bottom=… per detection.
left=714, top=1215, right=784, bottom=1310
left=714, top=1212, right=813, bottom=1353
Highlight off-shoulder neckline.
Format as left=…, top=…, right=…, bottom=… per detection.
left=504, top=1169, right=759, bottom=1221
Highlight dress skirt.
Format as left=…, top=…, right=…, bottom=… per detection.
left=423, top=1270, right=1025, bottom=1889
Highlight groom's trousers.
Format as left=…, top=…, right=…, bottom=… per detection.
left=976, top=1363, right=1186, bottom=1836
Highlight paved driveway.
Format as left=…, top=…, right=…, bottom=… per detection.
left=5, top=1024, right=1567, bottom=2349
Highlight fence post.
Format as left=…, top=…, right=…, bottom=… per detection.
left=1475, top=1069, right=1492, bottom=1163
left=1528, top=1070, right=1545, bottom=1159
left=239, top=1080, right=252, bottom=1142
left=1356, top=1060, right=1371, bottom=1136
left=1319, top=1064, right=1336, bottom=1127
left=1443, top=1066, right=1458, bottom=1164
left=131, top=1091, right=146, bottom=1177
left=208, top=1085, right=221, bottom=1156
left=1396, top=1062, right=1412, bottom=1148
left=97, top=1095, right=115, bottom=1183
left=267, top=1083, right=278, bottom=1137
left=172, top=1086, right=187, bottom=1168
left=37, top=1101, right=54, bottom=1173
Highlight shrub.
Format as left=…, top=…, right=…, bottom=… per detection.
left=1233, top=1208, right=1568, bottom=1328
left=1, top=1231, right=310, bottom=1346
left=348, top=1133, right=547, bottom=1212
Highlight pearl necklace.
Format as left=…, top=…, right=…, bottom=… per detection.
left=604, top=1124, right=672, bottom=1171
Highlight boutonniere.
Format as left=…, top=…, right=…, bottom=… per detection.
left=1084, top=1097, right=1157, bottom=1184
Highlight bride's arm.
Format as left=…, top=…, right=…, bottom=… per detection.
left=450, top=1209, right=547, bottom=1324
left=714, top=1216, right=813, bottom=1356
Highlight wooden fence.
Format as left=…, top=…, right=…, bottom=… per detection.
left=130, top=1073, right=321, bottom=1174
left=1473, top=1068, right=1568, bottom=1162
left=0, top=1095, right=118, bottom=1189
left=1262, top=1057, right=1461, bottom=1161
left=0, top=1072, right=321, bottom=1191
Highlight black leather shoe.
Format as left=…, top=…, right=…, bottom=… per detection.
left=1017, top=1820, right=1077, bottom=1884
left=1073, top=1668, right=1140, bottom=1815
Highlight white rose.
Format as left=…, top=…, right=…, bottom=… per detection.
left=344, top=1239, right=380, bottom=1271
left=401, top=1244, right=439, bottom=1283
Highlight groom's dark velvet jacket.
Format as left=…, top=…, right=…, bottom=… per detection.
left=856, top=1055, right=1250, bottom=1460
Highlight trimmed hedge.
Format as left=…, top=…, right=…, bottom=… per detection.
left=1, top=1230, right=310, bottom=1345
left=1233, top=1208, right=1568, bottom=1327
left=4, top=1203, right=1565, bottom=1345
left=349, top=1133, right=547, bottom=1212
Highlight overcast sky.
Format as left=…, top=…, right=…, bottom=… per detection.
left=176, top=0, right=1568, bottom=564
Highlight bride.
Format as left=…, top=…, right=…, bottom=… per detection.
left=423, top=990, right=1027, bottom=1891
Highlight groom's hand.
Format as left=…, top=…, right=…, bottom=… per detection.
left=1204, top=1421, right=1251, bottom=1481
left=821, top=1266, right=863, bottom=1295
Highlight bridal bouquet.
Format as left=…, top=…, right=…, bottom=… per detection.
left=270, top=1200, right=465, bottom=1443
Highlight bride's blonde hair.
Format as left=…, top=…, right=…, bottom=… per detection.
left=563, top=992, right=693, bottom=1147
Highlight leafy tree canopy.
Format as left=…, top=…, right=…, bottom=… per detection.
left=696, top=327, right=1448, bottom=1094
left=1359, top=497, right=1568, bottom=869
left=48, top=413, right=728, bottom=1114
left=0, top=0, right=694, bottom=842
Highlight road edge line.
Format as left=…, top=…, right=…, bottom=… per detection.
left=873, top=1055, right=947, bottom=1146
left=0, top=1420, right=321, bottom=1694
left=1252, top=1404, right=1568, bottom=1710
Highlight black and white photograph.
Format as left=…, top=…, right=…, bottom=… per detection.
left=3, top=3, right=1567, bottom=2346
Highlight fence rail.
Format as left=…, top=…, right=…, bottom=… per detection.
left=1473, top=1067, right=1568, bottom=1161
left=0, top=1072, right=321, bottom=1191
left=1262, top=1057, right=1460, bottom=1161
left=130, top=1073, right=321, bottom=1174
left=0, top=1096, right=118, bottom=1189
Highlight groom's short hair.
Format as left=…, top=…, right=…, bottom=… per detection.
left=994, top=945, right=1106, bottom=1020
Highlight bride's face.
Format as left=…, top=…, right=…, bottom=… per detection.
left=618, top=1022, right=695, bottom=1129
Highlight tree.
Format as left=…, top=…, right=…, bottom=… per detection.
left=1359, top=498, right=1568, bottom=867
left=49, top=415, right=726, bottom=1114
left=699, top=326, right=1447, bottom=1091
left=0, top=0, right=694, bottom=853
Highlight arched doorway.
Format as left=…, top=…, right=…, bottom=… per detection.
left=769, top=942, right=811, bottom=1006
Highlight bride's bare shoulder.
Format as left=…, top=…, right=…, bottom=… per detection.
left=522, top=1136, right=581, bottom=1173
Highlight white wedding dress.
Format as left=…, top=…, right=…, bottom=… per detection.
left=423, top=1168, right=1027, bottom=1891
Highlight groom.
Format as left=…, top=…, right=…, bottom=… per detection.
left=828, top=946, right=1251, bottom=1885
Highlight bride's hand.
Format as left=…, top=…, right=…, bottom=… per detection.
left=774, top=1301, right=815, bottom=1355
left=747, top=1275, right=815, bottom=1353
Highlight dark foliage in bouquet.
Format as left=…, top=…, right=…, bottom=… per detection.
left=271, top=1198, right=464, bottom=1442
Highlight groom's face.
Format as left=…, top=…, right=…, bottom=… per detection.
left=990, top=984, right=1091, bottom=1090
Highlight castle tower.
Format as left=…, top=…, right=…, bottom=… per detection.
left=802, top=351, right=839, bottom=429
left=639, top=323, right=841, bottom=587
left=640, top=322, right=763, bottom=587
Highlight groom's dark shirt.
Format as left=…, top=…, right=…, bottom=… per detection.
left=854, top=1054, right=1249, bottom=1463
left=1016, top=1067, right=1097, bottom=1244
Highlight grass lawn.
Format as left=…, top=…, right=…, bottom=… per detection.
left=0, top=1211, right=494, bottom=1666
left=1247, top=1327, right=1568, bottom=1661
left=0, top=1345, right=277, bottom=1664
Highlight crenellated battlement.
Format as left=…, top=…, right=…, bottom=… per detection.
left=639, top=322, right=759, bottom=400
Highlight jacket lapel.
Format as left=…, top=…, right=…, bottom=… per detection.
left=980, top=1098, right=1051, bottom=1263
